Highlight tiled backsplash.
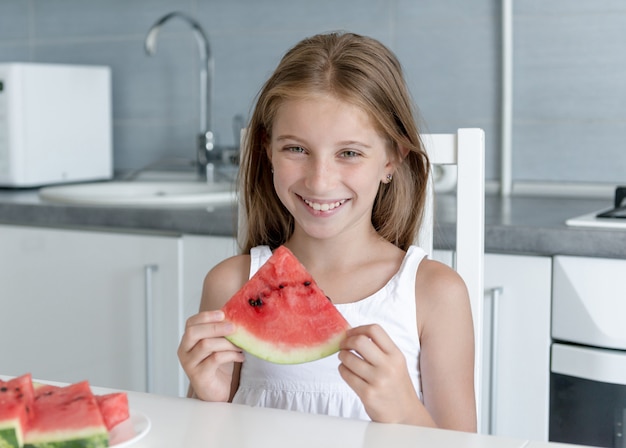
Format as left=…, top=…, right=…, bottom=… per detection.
left=0, top=0, right=624, bottom=186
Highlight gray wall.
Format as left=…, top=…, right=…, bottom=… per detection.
left=0, top=0, right=624, bottom=186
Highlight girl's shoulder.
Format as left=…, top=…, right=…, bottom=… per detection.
left=199, top=254, right=251, bottom=311
left=414, top=258, right=471, bottom=332
left=415, top=258, right=468, bottom=299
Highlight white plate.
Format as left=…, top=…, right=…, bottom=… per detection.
left=109, top=410, right=151, bottom=447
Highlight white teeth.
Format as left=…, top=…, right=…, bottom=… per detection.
left=303, top=198, right=346, bottom=211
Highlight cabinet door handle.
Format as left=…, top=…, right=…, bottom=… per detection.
left=485, top=286, right=503, bottom=435
left=144, top=264, right=159, bottom=393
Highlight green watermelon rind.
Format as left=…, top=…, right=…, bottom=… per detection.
left=23, top=430, right=108, bottom=448
left=226, top=326, right=347, bottom=364
left=0, top=425, right=20, bottom=448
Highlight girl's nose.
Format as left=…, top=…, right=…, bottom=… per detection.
left=304, top=156, right=335, bottom=192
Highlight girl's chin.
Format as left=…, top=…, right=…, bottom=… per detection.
left=293, top=219, right=341, bottom=240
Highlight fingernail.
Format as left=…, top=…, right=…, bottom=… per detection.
left=213, top=310, right=225, bottom=320
left=224, top=322, right=235, bottom=333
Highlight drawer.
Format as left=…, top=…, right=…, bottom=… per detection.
left=552, top=255, right=626, bottom=350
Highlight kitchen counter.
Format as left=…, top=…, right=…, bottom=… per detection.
left=1, top=187, right=625, bottom=259
left=0, top=375, right=586, bottom=448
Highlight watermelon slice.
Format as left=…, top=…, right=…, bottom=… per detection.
left=96, top=393, right=130, bottom=431
left=0, top=374, right=35, bottom=448
left=25, top=382, right=108, bottom=448
left=222, top=245, right=350, bottom=364
left=32, top=383, right=130, bottom=433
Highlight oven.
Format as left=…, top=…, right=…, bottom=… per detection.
left=550, top=255, right=626, bottom=447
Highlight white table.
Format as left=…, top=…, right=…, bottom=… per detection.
left=1, top=376, right=588, bottom=448
left=102, top=387, right=527, bottom=448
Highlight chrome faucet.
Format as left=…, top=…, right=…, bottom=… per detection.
left=145, top=12, right=216, bottom=179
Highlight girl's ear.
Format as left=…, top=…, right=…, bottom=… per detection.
left=386, top=144, right=409, bottom=170
left=383, top=145, right=409, bottom=182
left=397, top=144, right=410, bottom=161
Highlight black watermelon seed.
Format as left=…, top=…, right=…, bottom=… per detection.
left=248, top=297, right=263, bottom=307
left=304, top=281, right=311, bottom=286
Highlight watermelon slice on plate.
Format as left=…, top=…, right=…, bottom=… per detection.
left=25, top=381, right=109, bottom=448
left=0, top=373, right=35, bottom=448
left=2, top=376, right=136, bottom=448
left=96, top=392, right=130, bottom=432
left=222, top=245, right=350, bottom=364
left=32, top=383, right=130, bottom=434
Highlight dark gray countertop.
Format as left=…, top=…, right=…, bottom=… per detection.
left=1, top=188, right=625, bottom=259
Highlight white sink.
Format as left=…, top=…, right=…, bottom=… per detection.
left=39, top=181, right=236, bottom=208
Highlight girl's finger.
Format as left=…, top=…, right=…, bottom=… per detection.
left=338, top=359, right=368, bottom=393
left=342, top=324, right=398, bottom=355
left=340, top=329, right=386, bottom=367
left=185, top=310, right=225, bottom=327
left=180, top=336, right=243, bottom=371
left=179, top=320, right=237, bottom=353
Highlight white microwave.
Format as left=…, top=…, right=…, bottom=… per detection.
left=0, top=63, right=113, bottom=187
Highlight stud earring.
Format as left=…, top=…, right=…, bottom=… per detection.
left=385, top=173, right=393, bottom=183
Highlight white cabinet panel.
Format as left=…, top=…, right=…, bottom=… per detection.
left=484, top=253, right=552, bottom=441
left=0, top=225, right=180, bottom=396
left=181, top=235, right=238, bottom=326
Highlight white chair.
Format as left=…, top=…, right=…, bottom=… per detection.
left=237, top=128, right=486, bottom=429
left=419, top=128, right=486, bottom=431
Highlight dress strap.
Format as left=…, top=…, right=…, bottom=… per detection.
left=397, top=245, right=427, bottom=282
left=249, top=245, right=273, bottom=279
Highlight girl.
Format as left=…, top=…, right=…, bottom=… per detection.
left=178, top=32, right=476, bottom=432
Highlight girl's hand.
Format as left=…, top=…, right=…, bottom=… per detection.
left=338, top=324, right=433, bottom=426
left=177, top=310, right=245, bottom=402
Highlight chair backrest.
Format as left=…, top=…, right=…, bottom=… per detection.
left=420, top=128, right=485, bottom=429
left=237, top=127, right=485, bottom=427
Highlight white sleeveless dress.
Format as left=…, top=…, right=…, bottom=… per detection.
left=231, top=245, right=427, bottom=421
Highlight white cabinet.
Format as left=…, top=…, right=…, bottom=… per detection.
left=0, top=225, right=237, bottom=397
left=433, top=251, right=552, bottom=440
left=483, top=253, right=552, bottom=441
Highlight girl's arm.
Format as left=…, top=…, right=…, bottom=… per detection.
left=416, top=259, right=477, bottom=431
left=338, top=259, right=476, bottom=431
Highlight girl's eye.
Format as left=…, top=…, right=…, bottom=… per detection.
left=286, top=146, right=306, bottom=153
left=340, top=150, right=360, bottom=158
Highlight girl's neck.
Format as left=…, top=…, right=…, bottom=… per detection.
left=283, top=226, right=406, bottom=305
left=284, top=226, right=395, bottom=272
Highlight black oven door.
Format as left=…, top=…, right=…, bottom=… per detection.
left=550, top=343, right=626, bottom=448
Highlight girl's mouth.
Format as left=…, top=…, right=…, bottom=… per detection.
left=300, top=196, right=347, bottom=212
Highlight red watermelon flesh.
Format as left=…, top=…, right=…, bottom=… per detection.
left=96, top=392, right=130, bottom=431
left=0, top=374, right=35, bottom=448
left=25, top=381, right=108, bottom=447
left=222, top=245, right=350, bottom=364
left=32, top=383, right=130, bottom=433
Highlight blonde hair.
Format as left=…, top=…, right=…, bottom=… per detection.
left=239, top=32, right=430, bottom=253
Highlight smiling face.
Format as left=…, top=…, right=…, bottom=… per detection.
left=268, top=94, right=395, bottom=242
